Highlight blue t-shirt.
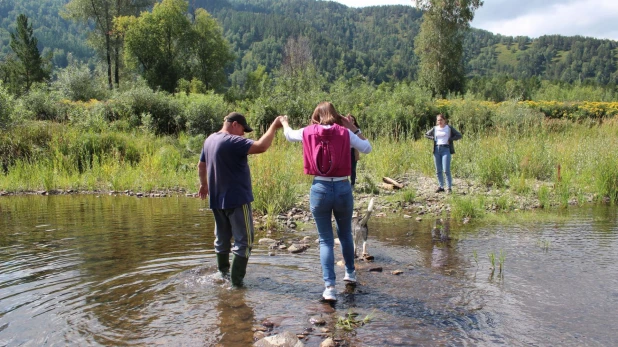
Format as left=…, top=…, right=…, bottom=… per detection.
left=200, top=132, right=254, bottom=209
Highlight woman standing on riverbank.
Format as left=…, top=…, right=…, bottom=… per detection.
left=425, top=114, right=463, bottom=194
left=281, top=102, right=372, bottom=301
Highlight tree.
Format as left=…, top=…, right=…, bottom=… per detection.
left=414, top=0, right=483, bottom=97
left=116, top=0, right=234, bottom=93
left=278, top=36, right=322, bottom=95
left=8, top=14, right=50, bottom=93
left=63, top=0, right=154, bottom=89
left=189, top=9, right=236, bottom=90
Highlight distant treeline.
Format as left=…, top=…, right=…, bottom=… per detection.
left=1, top=0, right=617, bottom=89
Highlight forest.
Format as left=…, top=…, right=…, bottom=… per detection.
left=1, top=0, right=617, bottom=89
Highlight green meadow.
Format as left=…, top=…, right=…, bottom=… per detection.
left=2, top=81, right=618, bottom=220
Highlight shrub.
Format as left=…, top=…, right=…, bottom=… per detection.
left=446, top=98, right=493, bottom=135
left=114, top=86, right=183, bottom=135
left=16, top=84, right=64, bottom=121
left=53, top=62, right=108, bottom=101
left=492, top=101, right=544, bottom=134
left=181, top=92, right=230, bottom=136
left=0, top=82, right=15, bottom=128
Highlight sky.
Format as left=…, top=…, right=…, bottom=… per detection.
left=329, top=0, right=618, bottom=41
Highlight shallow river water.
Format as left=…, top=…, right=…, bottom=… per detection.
left=0, top=195, right=617, bottom=346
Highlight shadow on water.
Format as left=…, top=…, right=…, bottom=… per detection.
left=1, top=195, right=618, bottom=346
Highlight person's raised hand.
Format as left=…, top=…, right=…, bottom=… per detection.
left=272, top=116, right=283, bottom=129
left=341, top=114, right=357, bottom=131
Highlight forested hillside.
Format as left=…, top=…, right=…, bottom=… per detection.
left=0, top=0, right=92, bottom=68
left=1, top=0, right=617, bottom=86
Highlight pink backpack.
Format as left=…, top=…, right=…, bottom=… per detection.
left=302, top=124, right=351, bottom=177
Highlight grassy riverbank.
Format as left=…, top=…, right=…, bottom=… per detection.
left=2, top=116, right=617, bottom=221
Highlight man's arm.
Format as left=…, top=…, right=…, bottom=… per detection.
left=197, top=160, right=208, bottom=200
left=248, top=116, right=283, bottom=154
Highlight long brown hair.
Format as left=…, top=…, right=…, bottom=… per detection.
left=310, top=102, right=343, bottom=126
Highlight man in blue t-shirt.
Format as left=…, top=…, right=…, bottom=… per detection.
left=198, top=112, right=282, bottom=286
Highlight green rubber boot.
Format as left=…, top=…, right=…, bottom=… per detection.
left=216, top=253, right=230, bottom=276
left=231, top=254, right=249, bottom=287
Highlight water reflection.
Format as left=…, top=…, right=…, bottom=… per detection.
left=215, top=289, right=255, bottom=346
left=0, top=196, right=617, bottom=346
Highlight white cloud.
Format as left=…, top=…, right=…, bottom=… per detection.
left=329, top=0, right=618, bottom=41
left=472, top=0, right=618, bottom=40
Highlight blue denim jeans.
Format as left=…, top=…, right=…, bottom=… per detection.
left=309, top=179, right=355, bottom=287
left=433, top=146, right=452, bottom=189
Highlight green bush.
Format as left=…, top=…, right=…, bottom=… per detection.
left=0, top=122, right=54, bottom=171
left=596, top=158, right=618, bottom=204
left=53, top=62, right=108, bottom=101
left=16, top=84, right=64, bottom=121
left=0, top=82, right=15, bottom=128
left=244, top=97, right=280, bottom=133
left=181, top=92, right=230, bottom=136
left=493, top=101, right=544, bottom=134
left=114, top=86, right=183, bottom=135
left=448, top=98, right=493, bottom=135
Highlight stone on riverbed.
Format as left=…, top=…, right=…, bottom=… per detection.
left=254, top=331, right=305, bottom=347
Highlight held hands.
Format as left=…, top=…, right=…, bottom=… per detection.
left=279, top=115, right=290, bottom=128
left=270, top=116, right=283, bottom=129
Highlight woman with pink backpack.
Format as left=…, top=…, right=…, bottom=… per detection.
left=281, top=102, right=372, bottom=302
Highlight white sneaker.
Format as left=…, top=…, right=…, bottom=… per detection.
left=322, top=286, right=337, bottom=301
left=343, top=271, right=357, bottom=283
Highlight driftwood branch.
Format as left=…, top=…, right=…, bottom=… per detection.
left=382, top=177, right=404, bottom=189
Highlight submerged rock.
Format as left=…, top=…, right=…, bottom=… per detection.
left=254, top=331, right=305, bottom=347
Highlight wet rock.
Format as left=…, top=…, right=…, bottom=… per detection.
left=361, top=254, right=374, bottom=262
left=288, top=244, right=308, bottom=253
left=278, top=244, right=288, bottom=250
left=259, top=238, right=278, bottom=245
left=309, top=317, right=326, bottom=325
left=254, top=331, right=267, bottom=341
left=254, top=331, right=305, bottom=347
left=268, top=252, right=276, bottom=256
left=261, top=319, right=275, bottom=329
left=320, top=338, right=336, bottom=347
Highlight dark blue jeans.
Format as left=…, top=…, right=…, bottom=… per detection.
left=309, top=179, right=355, bottom=287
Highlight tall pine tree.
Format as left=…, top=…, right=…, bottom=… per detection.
left=9, top=14, right=50, bottom=92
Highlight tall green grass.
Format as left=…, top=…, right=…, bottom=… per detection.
left=2, top=115, right=618, bottom=214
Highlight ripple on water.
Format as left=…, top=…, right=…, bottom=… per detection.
left=0, top=196, right=616, bottom=346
